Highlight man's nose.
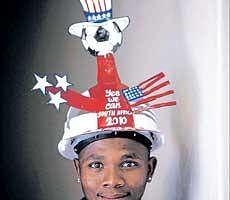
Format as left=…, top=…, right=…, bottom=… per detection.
left=102, top=166, right=125, bottom=188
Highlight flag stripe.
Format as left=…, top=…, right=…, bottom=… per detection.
left=140, top=73, right=165, bottom=91
left=105, top=0, right=111, bottom=10
left=139, top=72, right=165, bottom=88
left=99, top=0, right=106, bottom=11
left=97, top=0, right=103, bottom=12
left=103, top=0, right=107, bottom=10
left=131, top=90, right=174, bottom=107
left=80, top=0, right=89, bottom=11
left=91, top=0, right=97, bottom=12
left=85, top=0, right=90, bottom=12
left=134, top=101, right=177, bottom=113
left=87, top=0, right=95, bottom=12
left=143, top=80, right=170, bottom=96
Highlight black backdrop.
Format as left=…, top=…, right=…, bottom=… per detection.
left=1, top=1, right=48, bottom=199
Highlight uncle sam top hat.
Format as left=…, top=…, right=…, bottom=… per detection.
left=80, top=0, right=113, bottom=23
left=68, top=0, right=130, bottom=55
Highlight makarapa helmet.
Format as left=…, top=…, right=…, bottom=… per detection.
left=58, top=100, right=163, bottom=160
left=32, top=0, right=176, bottom=160
left=55, top=54, right=175, bottom=160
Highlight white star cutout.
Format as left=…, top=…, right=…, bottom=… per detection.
left=97, top=14, right=101, bottom=20
left=102, top=13, right=106, bottom=19
left=48, top=91, right=67, bottom=110
left=107, top=12, right=111, bottom=18
left=55, top=75, right=72, bottom=91
left=92, top=15, right=96, bottom=21
left=32, top=74, right=52, bottom=95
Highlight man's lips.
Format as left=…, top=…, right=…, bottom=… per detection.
left=97, top=192, right=130, bottom=199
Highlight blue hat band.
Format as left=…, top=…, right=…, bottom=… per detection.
left=84, top=9, right=112, bottom=23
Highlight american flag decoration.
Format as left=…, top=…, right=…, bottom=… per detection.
left=80, top=0, right=112, bottom=23
left=122, top=72, right=176, bottom=113
left=122, top=86, right=144, bottom=102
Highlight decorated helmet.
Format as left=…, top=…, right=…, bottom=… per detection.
left=32, top=0, right=176, bottom=160
left=69, top=0, right=130, bottom=56
left=58, top=104, right=163, bottom=160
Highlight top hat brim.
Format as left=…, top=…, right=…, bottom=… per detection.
left=69, top=16, right=130, bottom=38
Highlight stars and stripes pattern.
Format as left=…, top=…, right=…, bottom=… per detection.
left=32, top=72, right=176, bottom=112
left=32, top=74, right=104, bottom=112
left=79, top=0, right=112, bottom=22
left=32, top=74, right=72, bottom=111
left=122, top=72, right=176, bottom=113
left=122, top=86, right=144, bottom=101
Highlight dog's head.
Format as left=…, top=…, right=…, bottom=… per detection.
left=69, top=17, right=130, bottom=56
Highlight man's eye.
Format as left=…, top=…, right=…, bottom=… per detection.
left=88, top=162, right=103, bottom=169
left=120, top=161, right=139, bottom=168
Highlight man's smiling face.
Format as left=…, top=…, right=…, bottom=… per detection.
left=74, top=138, right=157, bottom=200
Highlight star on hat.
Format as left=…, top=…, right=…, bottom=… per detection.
left=32, top=74, right=52, bottom=95
left=55, top=75, right=72, bottom=92
left=48, top=91, right=67, bottom=111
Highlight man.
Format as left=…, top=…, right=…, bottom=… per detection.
left=58, top=101, right=166, bottom=200
left=73, top=136, right=157, bottom=200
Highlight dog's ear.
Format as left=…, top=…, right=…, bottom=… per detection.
left=111, top=17, right=130, bottom=32
left=69, top=22, right=95, bottom=38
left=69, top=23, right=84, bottom=38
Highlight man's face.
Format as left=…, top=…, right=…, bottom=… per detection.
left=74, top=138, right=157, bottom=200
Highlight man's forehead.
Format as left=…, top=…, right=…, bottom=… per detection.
left=79, top=138, right=149, bottom=160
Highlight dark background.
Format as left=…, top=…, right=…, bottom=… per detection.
left=1, top=1, right=49, bottom=199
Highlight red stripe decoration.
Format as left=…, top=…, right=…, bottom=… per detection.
left=84, top=0, right=90, bottom=12
left=103, top=0, right=107, bottom=10
left=139, top=72, right=165, bottom=89
left=134, top=101, right=177, bottom=113
left=46, top=86, right=103, bottom=112
left=126, top=71, right=176, bottom=111
left=131, top=90, right=174, bottom=107
left=142, top=80, right=170, bottom=96
left=91, top=0, right=97, bottom=12
left=98, top=0, right=102, bottom=12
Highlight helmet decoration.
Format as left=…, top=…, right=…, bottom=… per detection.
left=68, top=0, right=129, bottom=56
left=32, top=0, right=176, bottom=160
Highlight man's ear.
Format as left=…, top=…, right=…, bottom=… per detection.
left=147, top=156, right=157, bottom=180
left=73, top=159, right=81, bottom=177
